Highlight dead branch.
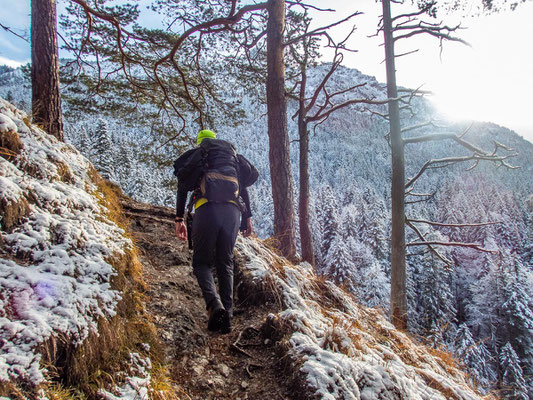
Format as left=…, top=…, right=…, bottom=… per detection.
left=0, top=23, right=28, bottom=42
left=401, top=120, right=447, bottom=134
left=245, top=361, right=264, bottom=378
left=395, top=49, right=419, bottom=58
left=406, top=153, right=516, bottom=189
left=404, top=190, right=437, bottom=204
left=406, top=220, right=453, bottom=265
left=230, top=343, right=254, bottom=358
left=406, top=240, right=498, bottom=254
left=395, top=27, right=469, bottom=46
left=308, top=97, right=391, bottom=123
left=286, top=1, right=335, bottom=12
left=283, top=11, right=362, bottom=48
left=391, top=5, right=433, bottom=22
left=407, top=218, right=501, bottom=228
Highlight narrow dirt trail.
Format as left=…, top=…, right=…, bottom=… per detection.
left=121, top=198, right=292, bottom=400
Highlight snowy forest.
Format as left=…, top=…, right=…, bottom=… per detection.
left=1, top=0, right=532, bottom=398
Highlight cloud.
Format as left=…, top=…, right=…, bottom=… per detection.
left=0, top=56, right=28, bottom=68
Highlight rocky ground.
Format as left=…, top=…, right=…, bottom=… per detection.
left=121, top=198, right=292, bottom=400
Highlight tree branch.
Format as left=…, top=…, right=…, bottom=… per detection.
left=0, top=23, right=28, bottom=42
left=406, top=240, right=498, bottom=254
left=283, top=11, right=362, bottom=48
left=405, top=220, right=453, bottom=265
left=407, top=218, right=501, bottom=228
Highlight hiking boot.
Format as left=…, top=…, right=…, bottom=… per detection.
left=220, top=312, right=232, bottom=334
left=207, top=307, right=226, bottom=332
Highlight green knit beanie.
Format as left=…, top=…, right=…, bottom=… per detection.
left=197, top=129, right=216, bottom=145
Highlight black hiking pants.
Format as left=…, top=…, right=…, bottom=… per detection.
left=192, top=202, right=240, bottom=317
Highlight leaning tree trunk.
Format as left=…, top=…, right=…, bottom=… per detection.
left=266, top=0, right=297, bottom=260
left=297, top=66, right=315, bottom=266
left=382, top=0, right=407, bottom=330
left=31, top=0, right=63, bottom=141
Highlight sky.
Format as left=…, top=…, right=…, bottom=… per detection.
left=0, top=0, right=532, bottom=143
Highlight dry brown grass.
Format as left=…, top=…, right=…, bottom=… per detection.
left=41, top=381, right=84, bottom=400
left=417, top=369, right=463, bottom=400
left=0, top=196, right=29, bottom=231
left=55, top=161, right=74, bottom=184
left=88, top=167, right=130, bottom=234
left=428, top=346, right=462, bottom=375
left=0, top=381, right=30, bottom=400
left=25, top=169, right=175, bottom=399
left=150, top=365, right=185, bottom=400
left=0, top=126, right=23, bottom=161
left=35, top=245, right=160, bottom=398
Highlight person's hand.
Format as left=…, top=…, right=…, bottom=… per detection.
left=242, top=217, right=253, bottom=238
left=176, top=221, right=187, bottom=241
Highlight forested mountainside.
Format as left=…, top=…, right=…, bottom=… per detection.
left=1, top=97, right=492, bottom=400
left=1, top=63, right=532, bottom=397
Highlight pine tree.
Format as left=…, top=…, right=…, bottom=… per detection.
left=115, top=141, right=133, bottom=188
left=454, top=324, right=495, bottom=388
left=499, top=253, right=533, bottom=378
left=323, top=234, right=355, bottom=290
left=318, top=186, right=339, bottom=267
left=499, top=342, right=528, bottom=400
left=77, top=126, right=90, bottom=158
left=31, top=0, right=63, bottom=140
left=415, top=235, right=456, bottom=341
left=340, top=204, right=360, bottom=243
left=469, top=253, right=533, bottom=390
left=92, top=118, right=115, bottom=180
left=349, top=238, right=389, bottom=309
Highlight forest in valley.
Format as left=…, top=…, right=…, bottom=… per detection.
left=1, top=0, right=532, bottom=397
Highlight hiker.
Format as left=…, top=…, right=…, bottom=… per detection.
left=174, top=129, right=258, bottom=334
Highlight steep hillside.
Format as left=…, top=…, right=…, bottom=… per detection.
left=0, top=98, right=492, bottom=399
left=0, top=99, right=169, bottom=399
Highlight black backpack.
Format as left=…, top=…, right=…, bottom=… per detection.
left=237, top=154, right=259, bottom=188
left=173, top=138, right=241, bottom=202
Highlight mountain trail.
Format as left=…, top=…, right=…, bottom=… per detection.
left=121, top=198, right=291, bottom=400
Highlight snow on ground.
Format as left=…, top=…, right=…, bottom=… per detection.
left=0, top=98, right=132, bottom=385
left=98, top=352, right=152, bottom=400
left=236, top=238, right=485, bottom=400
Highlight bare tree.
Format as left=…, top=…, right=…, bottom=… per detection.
left=286, top=8, right=390, bottom=266
left=380, top=0, right=517, bottom=329
left=31, top=0, right=64, bottom=140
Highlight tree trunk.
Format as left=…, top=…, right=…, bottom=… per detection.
left=31, top=0, right=63, bottom=141
left=266, top=0, right=297, bottom=260
left=382, top=0, right=407, bottom=330
left=297, top=66, right=315, bottom=266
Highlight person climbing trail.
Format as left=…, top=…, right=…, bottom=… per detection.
left=174, top=129, right=259, bottom=334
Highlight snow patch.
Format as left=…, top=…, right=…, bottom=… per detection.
left=0, top=114, right=17, bottom=134
left=0, top=98, right=132, bottom=385
left=236, top=238, right=483, bottom=400
left=98, top=352, right=152, bottom=400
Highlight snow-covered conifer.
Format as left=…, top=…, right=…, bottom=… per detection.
left=454, top=324, right=495, bottom=388
left=77, top=126, right=91, bottom=158
left=317, top=186, right=339, bottom=266
left=323, top=234, right=355, bottom=290
left=499, top=342, right=528, bottom=400
left=92, top=118, right=115, bottom=180
left=348, top=238, right=388, bottom=308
